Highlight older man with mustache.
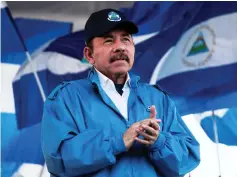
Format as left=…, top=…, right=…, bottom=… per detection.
left=42, top=9, right=200, bottom=177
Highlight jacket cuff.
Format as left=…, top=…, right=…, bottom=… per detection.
left=149, top=132, right=166, bottom=151
left=111, top=134, right=127, bottom=155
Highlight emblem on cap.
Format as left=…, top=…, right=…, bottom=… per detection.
left=107, top=11, right=121, bottom=22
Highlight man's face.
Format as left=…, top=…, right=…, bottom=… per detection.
left=87, top=29, right=135, bottom=78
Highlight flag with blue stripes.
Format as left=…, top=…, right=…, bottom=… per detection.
left=132, top=2, right=237, bottom=115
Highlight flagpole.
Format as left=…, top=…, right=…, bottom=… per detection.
left=4, top=2, right=47, bottom=176
left=212, top=110, right=222, bottom=177
left=25, top=52, right=46, bottom=101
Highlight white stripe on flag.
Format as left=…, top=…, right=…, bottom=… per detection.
left=1, top=63, right=20, bottom=113
left=133, top=31, right=159, bottom=45
left=14, top=52, right=92, bottom=82
left=150, top=47, right=174, bottom=84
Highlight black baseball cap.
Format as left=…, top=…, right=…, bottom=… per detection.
left=84, top=8, right=138, bottom=45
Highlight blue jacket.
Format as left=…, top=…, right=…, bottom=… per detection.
left=42, top=69, right=200, bottom=177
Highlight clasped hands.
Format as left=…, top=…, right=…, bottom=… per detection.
left=123, top=105, right=161, bottom=150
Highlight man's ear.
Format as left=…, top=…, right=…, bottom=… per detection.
left=83, top=46, right=95, bottom=65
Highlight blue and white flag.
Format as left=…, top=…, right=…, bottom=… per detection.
left=1, top=2, right=72, bottom=65
left=1, top=2, right=26, bottom=152
left=13, top=31, right=92, bottom=129
left=132, top=2, right=204, bottom=83
left=152, top=3, right=237, bottom=94
left=1, top=0, right=74, bottom=131
left=133, top=2, right=237, bottom=115
left=1, top=2, right=73, bottom=176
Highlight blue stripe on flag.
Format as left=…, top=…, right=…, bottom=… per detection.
left=2, top=123, right=44, bottom=165
left=44, top=30, right=85, bottom=60
left=158, top=63, right=237, bottom=96
left=1, top=113, right=19, bottom=150
left=15, top=18, right=72, bottom=54
left=1, top=6, right=26, bottom=64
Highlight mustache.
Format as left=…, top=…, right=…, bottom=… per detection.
left=110, top=53, right=129, bottom=63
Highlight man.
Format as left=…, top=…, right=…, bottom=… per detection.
left=42, top=9, right=200, bottom=177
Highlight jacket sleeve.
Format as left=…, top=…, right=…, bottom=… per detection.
left=148, top=95, right=200, bottom=177
left=41, top=88, right=127, bottom=177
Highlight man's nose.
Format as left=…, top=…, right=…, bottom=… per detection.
left=112, top=40, right=126, bottom=53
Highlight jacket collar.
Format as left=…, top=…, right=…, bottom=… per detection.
left=88, top=67, right=140, bottom=89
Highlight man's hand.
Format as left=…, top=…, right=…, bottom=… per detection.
left=123, top=117, right=160, bottom=150
left=123, top=122, right=141, bottom=150
left=135, top=105, right=161, bottom=145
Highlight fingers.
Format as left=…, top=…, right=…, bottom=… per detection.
left=140, top=124, right=158, bottom=137
left=149, top=105, right=157, bottom=119
left=135, top=137, right=152, bottom=145
left=136, top=129, right=157, bottom=141
left=135, top=123, right=160, bottom=146
left=138, top=119, right=161, bottom=131
left=127, top=118, right=161, bottom=147
left=150, top=120, right=160, bottom=131
left=139, top=118, right=161, bottom=126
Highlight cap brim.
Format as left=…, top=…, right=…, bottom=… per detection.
left=86, top=21, right=138, bottom=44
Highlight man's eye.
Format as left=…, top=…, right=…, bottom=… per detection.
left=123, top=38, right=131, bottom=42
left=104, top=39, right=113, bottom=43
